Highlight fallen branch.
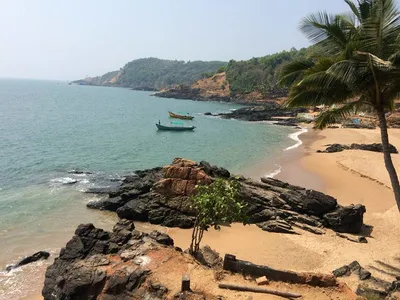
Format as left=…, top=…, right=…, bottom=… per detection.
left=223, top=254, right=337, bottom=287
left=218, top=283, right=302, bottom=298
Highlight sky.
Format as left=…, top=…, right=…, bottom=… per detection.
left=0, top=0, right=368, bottom=80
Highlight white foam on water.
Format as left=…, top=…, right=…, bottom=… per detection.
left=264, top=165, right=282, bottom=178
left=284, top=127, right=308, bottom=151
left=50, top=177, right=77, bottom=184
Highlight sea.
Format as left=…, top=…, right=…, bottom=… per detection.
left=0, top=79, right=302, bottom=299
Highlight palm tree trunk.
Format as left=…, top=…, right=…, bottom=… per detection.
left=377, top=106, right=400, bottom=212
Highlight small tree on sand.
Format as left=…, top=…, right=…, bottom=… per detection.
left=189, top=178, right=247, bottom=255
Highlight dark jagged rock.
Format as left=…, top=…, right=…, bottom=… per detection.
left=332, top=261, right=371, bottom=281
left=318, top=143, right=398, bottom=154
left=257, top=219, right=296, bottom=234
left=148, top=230, right=174, bottom=246
left=85, top=187, right=120, bottom=194
left=195, top=246, right=222, bottom=268
left=332, top=265, right=351, bottom=277
left=68, top=170, right=93, bottom=175
left=204, top=112, right=213, bottom=116
left=6, top=251, right=50, bottom=272
left=218, top=103, right=307, bottom=122
left=87, top=158, right=366, bottom=235
left=323, top=204, right=366, bottom=233
left=42, top=221, right=176, bottom=300
left=342, top=122, right=376, bottom=129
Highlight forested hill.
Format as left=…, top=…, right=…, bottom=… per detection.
left=225, top=47, right=309, bottom=97
left=73, top=48, right=310, bottom=101
left=153, top=47, right=311, bottom=102
left=72, top=58, right=226, bottom=90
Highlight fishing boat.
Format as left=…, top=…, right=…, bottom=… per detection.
left=168, top=111, right=194, bottom=120
left=156, top=121, right=196, bottom=131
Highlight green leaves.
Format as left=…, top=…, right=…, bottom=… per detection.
left=190, top=178, right=247, bottom=230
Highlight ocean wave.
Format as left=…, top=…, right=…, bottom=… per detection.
left=284, top=127, right=308, bottom=151
left=264, top=165, right=282, bottom=178
left=50, top=177, right=78, bottom=184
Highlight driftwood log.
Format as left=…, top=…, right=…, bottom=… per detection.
left=218, top=283, right=302, bottom=298
left=223, top=254, right=337, bottom=287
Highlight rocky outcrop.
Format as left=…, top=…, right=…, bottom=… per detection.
left=87, top=158, right=366, bottom=235
left=317, top=143, right=398, bottom=154
left=218, top=103, right=307, bottom=122
left=6, top=251, right=50, bottom=272
left=154, top=85, right=232, bottom=102
left=42, top=220, right=177, bottom=299
left=342, top=122, right=376, bottom=129
left=332, top=261, right=371, bottom=281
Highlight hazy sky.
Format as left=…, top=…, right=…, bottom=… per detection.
left=0, top=0, right=364, bottom=80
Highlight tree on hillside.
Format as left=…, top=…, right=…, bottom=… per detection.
left=189, top=178, right=247, bottom=255
left=278, top=0, right=400, bottom=212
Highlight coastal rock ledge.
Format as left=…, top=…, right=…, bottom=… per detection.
left=87, top=158, right=366, bottom=235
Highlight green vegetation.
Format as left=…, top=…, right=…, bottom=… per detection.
left=74, top=58, right=225, bottom=89
left=189, top=178, right=246, bottom=254
left=278, top=0, right=400, bottom=212
left=225, top=48, right=309, bottom=96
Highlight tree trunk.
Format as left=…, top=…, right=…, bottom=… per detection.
left=377, top=106, right=400, bottom=212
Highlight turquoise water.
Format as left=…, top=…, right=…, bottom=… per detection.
left=0, top=79, right=296, bottom=298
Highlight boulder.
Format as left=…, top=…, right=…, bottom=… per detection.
left=318, top=143, right=398, bottom=154
left=6, top=251, right=50, bottom=272
left=42, top=222, right=175, bottom=300
left=195, top=245, right=222, bottom=268
left=324, top=204, right=366, bottom=233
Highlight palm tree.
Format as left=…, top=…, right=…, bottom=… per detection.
left=278, top=0, right=400, bottom=212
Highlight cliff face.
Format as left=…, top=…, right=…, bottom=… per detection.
left=153, top=72, right=288, bottom=104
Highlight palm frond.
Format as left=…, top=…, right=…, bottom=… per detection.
left=361, top=0, right=400, bottom=59
left=300, top=12, right=351, bottom=55
left=278, top=59, right=314, bottom=87
left=314, top=99, right=366, bottom=129
left=345, top=0, right=362, bottom=23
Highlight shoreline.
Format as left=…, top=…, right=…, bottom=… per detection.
left=7, top=125, right=400, bottom=299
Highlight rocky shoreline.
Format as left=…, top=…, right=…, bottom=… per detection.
left=86, top=158, right=366, bottom=235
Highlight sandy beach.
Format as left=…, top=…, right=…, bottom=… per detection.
left=167, top=126, right=400, bottom=295
left=16, top=126, right=400, bottom=299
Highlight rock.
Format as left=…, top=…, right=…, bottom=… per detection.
left=218, top=104, right=307, bottom=122
left=42, top=222, right=173, bottom=300
left=68, top=170, right=93, bottom=175
left=148, top=230, right=174, bottom=246
left=336, top=232, right=368, bottom=243
left=85, top=187, right=120, bottom=194
left=204, top=112, right=212, bottom=116
left=149, top=282, right=168, bottom=297
left=87, top=158, right=366, bottom=235
left=332, top=261, right=371, bottom=281
left=87, top=196, right=129, bottom=211
left=319, top=143, right=398, bottom=154
left=323, top=204, right=366, bottom=233
left=6, top=251, right=50, bottom=271
left=332, top=266, right=350, bottom=277
left=256, top=276, right=269, bottom=285
left=356, top=279, right=390, bottom=298
left=342, top=122, right=376, bottom=129
left=257, top=219, right=296, bottom=234
left=195, top=246, right=222, bottom=268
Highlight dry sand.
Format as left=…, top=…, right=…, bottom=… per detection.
left=167, top=126, right=400, bottom=295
